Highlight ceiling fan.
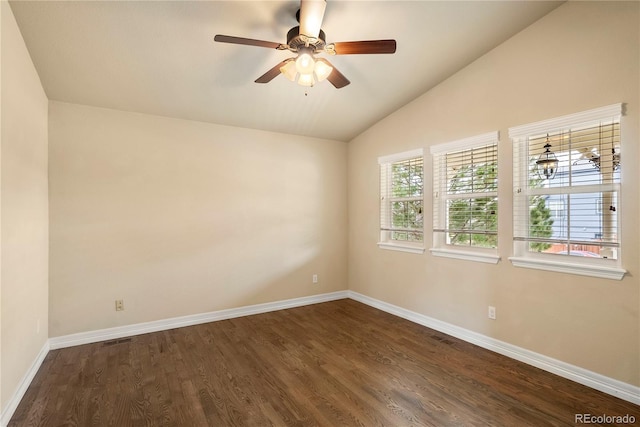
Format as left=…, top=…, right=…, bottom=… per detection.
left=214, top=0, right=396, bottom=89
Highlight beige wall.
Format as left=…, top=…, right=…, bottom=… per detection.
left=0, top=0, right=49, bottom=413
left=348, top=1, right=639, bottom=386
left=48, top=102, right=348, bottom=337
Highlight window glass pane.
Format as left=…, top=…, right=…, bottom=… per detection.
left=528, top=121, right=620, bottom=188
left=392, top=230, right=423, bottom=242
left=391, top=201, right=423, bottom=233
left=527, top=191, right=618, bottom=260
left=448, top=232, right=498, bottom=248
left=445, top=197, right=497, bottom=248
left=527, top=194, right=555, bottom=251
left=570, top=193, right=601, bottom=242
left=529, top=242, right=611, bottom=259
left=447, top=146, right=497, bottom=195
left=392, top=158, right=423, bottom=198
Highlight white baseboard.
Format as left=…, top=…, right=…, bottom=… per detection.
left=347, top=290, right=640, bottom=406
left=50, top=290, right=349, bottom=350
left=1, top=340, right=50, bottom=427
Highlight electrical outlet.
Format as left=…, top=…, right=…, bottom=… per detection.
left=488, top=306, right=496, bottom=320
left=312, top=274, right=318, bottom=284
left=115, top=299, right=124, bottom=311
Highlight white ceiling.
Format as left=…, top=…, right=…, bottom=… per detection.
left=10, top=1, right=563, bottom=142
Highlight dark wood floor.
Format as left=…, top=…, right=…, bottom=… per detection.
left=10, top=299, right=639, bottom=426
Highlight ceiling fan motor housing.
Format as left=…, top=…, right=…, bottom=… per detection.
left=286, top=26, right=326, bottom=52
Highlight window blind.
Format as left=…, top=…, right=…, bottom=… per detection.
left=432, top=132, right=499, bottom=249
left=511, top=106, right=621, bottom=259
left=380, top=153, right=424, bottom=243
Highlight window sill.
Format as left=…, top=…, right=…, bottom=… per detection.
left=508, top=257, right=626, bottom=280
left=378, top=242, right=425, bottom=254
left=430, top=248, right=500, bottom=264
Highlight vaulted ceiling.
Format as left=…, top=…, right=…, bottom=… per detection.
left=10, top=1, right=563, bottom=142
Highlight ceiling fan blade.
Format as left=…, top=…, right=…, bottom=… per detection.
left=214, top=35, right=282, bottom=49
left=255, top=60, right=290, bottom=84
left=299, top=0, right=326, bottom=38
left=332, top=40, right=397, bottom=55
left=318, top=59, right=350, bottom=89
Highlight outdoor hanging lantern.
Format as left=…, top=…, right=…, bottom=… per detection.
left=535, top=135, right=559, bottom=180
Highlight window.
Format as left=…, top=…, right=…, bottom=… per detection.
left=509, top=103, right=625, bottom=280
left=430, top=132, right=500, bottom=263
left=378, top=149, right=424, bottom=253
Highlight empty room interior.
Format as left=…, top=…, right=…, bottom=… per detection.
left=1, top=0, right=639, bottom=425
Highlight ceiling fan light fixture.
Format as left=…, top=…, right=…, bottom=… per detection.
left=280, top=60, right=297, bottom=82
left=314, top=59, right=333, bottom=82
left=298, top=73, right=315, bottom=87
left=280, top=55, right=327, bottom=87
left=295, top=51, right=315, bottom=75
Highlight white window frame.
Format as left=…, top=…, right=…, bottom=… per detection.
left=378, top=148, right=425, bottom=254
left=429, top=132, right=500, bottom=264
left=508, top=104, right=626, bottom=280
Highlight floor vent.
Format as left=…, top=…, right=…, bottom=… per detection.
left=432, top=335, right=454, bottom=345
left=103, top=338, right=132, bottom=346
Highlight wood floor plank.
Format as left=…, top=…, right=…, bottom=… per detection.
left=9, top=299, right=640, bottom=426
